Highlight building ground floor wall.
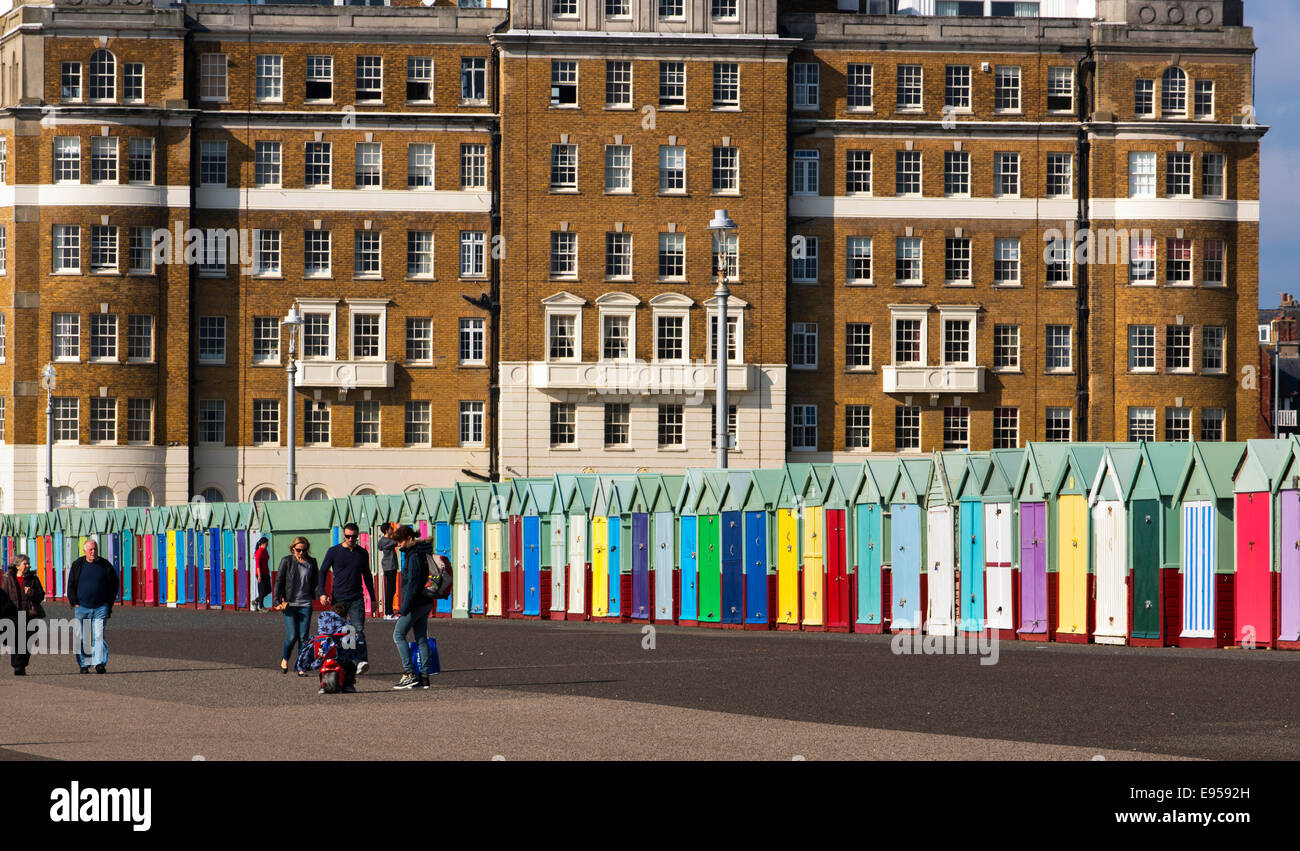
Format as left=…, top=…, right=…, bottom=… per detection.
left=0, top=445, right=190, bottom=514
left=0, top=445, right=489, bottom=512
left=498, top=362, right=788, bottom=476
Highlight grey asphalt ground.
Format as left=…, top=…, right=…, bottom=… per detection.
left=4, top=603, right=1298, bottom=760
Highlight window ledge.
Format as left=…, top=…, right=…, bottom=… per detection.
left=550, top=188, right=580, bottom=194
left=992, top=369, right=1023, bottom=375
left=993, top=283, right=1023, bottom=289
left=252, top=360, right=282, bottom=368
left=845, top=368, right=875, bottom=374
left=89, top=358, right=120, bottom=365
left=658, top=446, right=689, bottom=452
left=457, top=363, right=488, bottom=369
left=846, top=282, right=875, bottom=287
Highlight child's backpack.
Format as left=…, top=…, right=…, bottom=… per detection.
left=420, top=554, right=453, bottom=601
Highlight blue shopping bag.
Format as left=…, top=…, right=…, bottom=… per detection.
left=408, top=637, right=441, bottom=675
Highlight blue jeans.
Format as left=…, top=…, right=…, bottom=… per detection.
left=282, top=605, right=312, bottom=663
left=73, top=605, right=110, bottom=669
left=393, top=602, right=434, bottom=674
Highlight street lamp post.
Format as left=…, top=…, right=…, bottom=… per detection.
left=707, top=209, right=738, bottom=470
left=40, top=364, right=56, bottom=511
left=281, top=304, right=304, bottom=500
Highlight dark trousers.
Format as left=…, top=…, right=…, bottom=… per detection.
left=336, top=597, right=369, bottom=662
left=383, top=571, right=398, bottom=614
left=5, top=617, right=30, bottom=671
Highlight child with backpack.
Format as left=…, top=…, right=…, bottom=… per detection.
left=389, top=525, right=450, bottom=690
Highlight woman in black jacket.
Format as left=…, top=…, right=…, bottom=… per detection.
left=390, top=525, right=435, bottom=690
left=272, top=536, right=318, bottom=675
left=2, top=556, right=44, bottom=676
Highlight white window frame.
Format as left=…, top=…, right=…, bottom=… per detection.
left=199, top=53, right=228, bottom=102
left=792, top=150, right=819, bottom=196
left=890, top=305, right=928, bottom=366
left=347, top=299, right=387, bottom=362
left=793, top=62, right=819, bottom=111
left=1045, top=324, right=1072, bottom=373
left=298, top=298, right=339, bottom=362
left=597, top=293, right=638, bottom=362
left=791, top=404, right=818, bottom=452
left=791, top=321, right=818, bottom=370
left=459, top=317, right=486, bottom=365
left=256, top=54, right=283, bottom=102
left=939, top=306, right=977, bottom=366
left=846, top=237, right=872, bottom=285
left=460, top=401, right=485, bottom=447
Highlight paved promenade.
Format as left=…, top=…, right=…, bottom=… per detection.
left=5, top=604, right=1298, bottom=760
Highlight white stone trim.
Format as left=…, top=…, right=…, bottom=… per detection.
left=195, top=187, right=492, bottom=213
left=0, top=185, right=190, bottom=208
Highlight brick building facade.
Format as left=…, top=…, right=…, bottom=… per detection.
left=0, top=0, right=1265, bottom=511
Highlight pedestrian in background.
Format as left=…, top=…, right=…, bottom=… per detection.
left=67, top=539, right=118, bottom=674
left=273, top=536, right=317, bottom=676
left=2, top=555, right=44, bottom=676
left=377, top=522, right=400, bottom=620
left=253, top=537, right=272, bottom=612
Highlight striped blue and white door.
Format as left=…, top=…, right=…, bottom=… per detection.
left=1181, top=501, right=1216, bottom=639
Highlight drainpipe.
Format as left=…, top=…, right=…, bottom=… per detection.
left=1075, top=40, right=1095, bottom=442
left=487, top=18, right=507, bottom=483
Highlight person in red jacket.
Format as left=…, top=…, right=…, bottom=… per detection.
left=254, top=537, right=271, bottom=612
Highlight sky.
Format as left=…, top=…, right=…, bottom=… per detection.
left=1252, top=0, right=1298, bottom=309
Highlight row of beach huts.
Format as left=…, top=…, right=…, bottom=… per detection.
left=5, top=438, right=1300, bottom=649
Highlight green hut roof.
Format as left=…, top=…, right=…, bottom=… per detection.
left=987, top=449, right=1023, bottom=500
left=1176, top=442, right=1247, bottom=503
left=1091, top=446, right=1144, bottom=504
left=1015, top=444, right=1069, bottom=501
left=1142, top=442, right=1195, bottom=498
left=889, top=458, right=932, bottom=505
left=1234, top=439, right=1293, bottom=494
left=955, top=455, right=992, bottom=501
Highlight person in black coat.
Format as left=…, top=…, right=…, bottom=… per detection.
left=2, top=555, right=44, bottom=675
left=390, top=525, right=435, bottom=690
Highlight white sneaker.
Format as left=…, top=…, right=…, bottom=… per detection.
left=356, top=661, right=369, bottom=676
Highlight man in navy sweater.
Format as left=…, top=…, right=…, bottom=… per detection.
left=319, top=523, right=376, bottom=673
left=67, top=538, right=119, bottom=674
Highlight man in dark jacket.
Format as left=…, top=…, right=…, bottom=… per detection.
left=67, top=538, right=119, bottom=674
left=319, top=523, right=375, bottom=674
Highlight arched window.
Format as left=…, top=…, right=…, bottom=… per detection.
left=89, top=487, right=116, bottom=509
left=127, top=486, right=152, bottom=507
left=1162, top=67, right=1187, bottom=116
left=53, top=486, right=76, bottom=508
left=303, top=487, right=329, bottom=501
left=199, top=487, right=224, bottom=504
left=252, top=487, right=278, bottom=502
left=353, top=487, right=376, bottom=496
left=89, top=50, right=115, bottom=101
